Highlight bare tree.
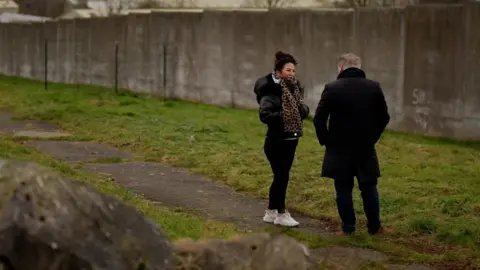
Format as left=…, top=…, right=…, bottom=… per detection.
left=416, top=0, right=466, bottom=3
left=13, top=0, right=72, bottom=17
left=134, top=0, right=196, bottom=8
left=135, top=0, right=160, bottom=8
left=320, top=0, right=420, bottom=7
left=104, top=0, right=131, bottom=14
left=70, top=0, right=89, bottom=8
left=0, top=0, right=13, bottom=7
left=328, top=0, right=367, bottom=8
left=242, top=0, right=296, bottom=8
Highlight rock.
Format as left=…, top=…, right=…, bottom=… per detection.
left=172, top=233, right=319, bottom=270
left=0, top=160, right=172, bottom=270
left=250, top=234, right=318, bottom=270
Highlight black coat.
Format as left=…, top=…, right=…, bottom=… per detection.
left=313, top=68, right=390, bottom=181
left=254, top=74, right=310, bottom=139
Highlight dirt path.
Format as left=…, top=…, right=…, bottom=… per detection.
left=0, top=111, right=434, bottom=270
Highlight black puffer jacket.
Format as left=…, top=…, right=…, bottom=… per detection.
left=254, top=73, right=310, bottom=139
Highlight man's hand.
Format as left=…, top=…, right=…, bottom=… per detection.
left=373, top=83, right=390, bottom=144
left=313, top=86, right=331, bottom=146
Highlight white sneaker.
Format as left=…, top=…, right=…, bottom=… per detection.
left=274, top=211, right=300, bottom=227
left=263, top=209, right=278, bottom=223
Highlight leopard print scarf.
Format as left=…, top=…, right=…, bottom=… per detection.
left=279, top=78, right=303, bottom=133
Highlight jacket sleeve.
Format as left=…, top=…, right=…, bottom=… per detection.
left=313, top=85, right=331, bottom=146
left=297, top=80, right=310, bottom=120
left=300, top=104, right=310, bottom=120
left=259, top=95, right=283, bottom=126
left=374, top=83, right=390, bottom=143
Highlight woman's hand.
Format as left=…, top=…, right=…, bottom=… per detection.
left=299, top=103, right=310, bottom=120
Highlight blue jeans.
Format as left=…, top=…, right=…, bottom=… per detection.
left=334, top=177, right=381, bottom=234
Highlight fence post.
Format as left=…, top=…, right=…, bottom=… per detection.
left=163, top=44, right=167, bottom=101
left=114, top=42, right=119, bottom=94
left=44, top=38, right=48, bottom=90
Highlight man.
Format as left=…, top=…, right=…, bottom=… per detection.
left=313, top=53, right=390, bottom=235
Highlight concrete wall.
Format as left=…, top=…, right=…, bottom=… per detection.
left=0, top=5, right=480, bottom=140
left=402, top=5, right=469, bottom=138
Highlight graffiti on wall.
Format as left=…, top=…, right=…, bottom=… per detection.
left=412, top=88, right=430, bottom=131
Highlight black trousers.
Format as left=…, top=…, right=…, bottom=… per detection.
left=334, top=176, right=381, bottom=234
left=264, top=137, right=299, bottom=211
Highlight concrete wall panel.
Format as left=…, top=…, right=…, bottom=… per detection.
left=25, top=23, right=39, bottom=79
left=124, top=14, right=154, bottom=93
left=109, top=16, right=128, bottom=92
left=169, top=12, right=203, bottom=102
left=6, top=24, right=17, bottom=76
left=72, top=18, right=91, bottom=85
left=149, top=13, right=169, bottom=97
left=403, top=5, right=467, bottom=138
left=0, top=24, right=15, bottom=76
left=0, top=25, right=5, bottom=75
left=10, top=24, right=23, bottom=76
left=56, top=20, right=76, bottom=83
left=30, top=22, right=46, bottom=81
left=304, top=9, right=354, bottom=111
left=149, top=12, right=175, bottom=98
left=6, top=24, right=16, bottom=76
left=44, top=21, right=59, bottom=82
left=89, top=18, right=114, bottom=88
left=460, top=2, right=480, bottom=139
left=197, top=11, right=235, bottom=107
left=55, top=21, right=67, bottom=83
left=230, top=11, right=268, bottom=109
left=17, top=23, right=34, bottom=78
left=355, top=8, right=405, bottom=128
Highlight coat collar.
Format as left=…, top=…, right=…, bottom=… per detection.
left=337, top=67, right=366, bottom=79
left=271, top=73, right=280, bottom=84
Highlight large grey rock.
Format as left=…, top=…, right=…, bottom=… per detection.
left=0, top=160, right=172, bottom=270
left=172, top=233, right=319, bottom=270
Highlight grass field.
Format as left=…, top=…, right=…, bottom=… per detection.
left=0, top=136, right=238, bottom=241
left=0, top=76, right=479, bottom=264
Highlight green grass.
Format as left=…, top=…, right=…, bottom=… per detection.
left=0, top=135, right=238, bottom=241
left=0, top=75, right=479, bottom=264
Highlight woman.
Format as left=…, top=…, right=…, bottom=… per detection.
left=253, top=51, right=310, bottom=227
